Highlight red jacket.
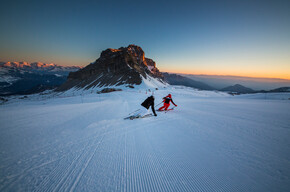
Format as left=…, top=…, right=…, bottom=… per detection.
left=163, top=96, right=176, bottom=106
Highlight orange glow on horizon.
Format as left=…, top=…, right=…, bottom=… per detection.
left=161, top=68, right=290, bottom=80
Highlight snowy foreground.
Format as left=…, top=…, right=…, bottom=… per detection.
left=0, top=87, right=290, bottom=191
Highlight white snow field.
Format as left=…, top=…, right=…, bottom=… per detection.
left=0, top=86, right=290, bottom=191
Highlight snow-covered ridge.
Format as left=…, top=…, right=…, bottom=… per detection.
left=0, top=62, right=82, bottom=96
left=0, top=61, right=81, bottom=71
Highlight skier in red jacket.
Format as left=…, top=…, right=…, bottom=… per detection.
left=158, top=94, right=177, bottom=111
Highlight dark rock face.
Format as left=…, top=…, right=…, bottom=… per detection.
left=58, top=45, right=164, bottom=91
left=97, top=88, right=122, bottom=94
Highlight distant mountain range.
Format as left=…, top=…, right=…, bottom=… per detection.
left=182, top=74, right=290, bottom=91
left=162, top=73, right=214, bottom=90
left=0, top=62, right=81, bottom=96
left=162, top=73, right=290, bottom=94
left=220, top=84, right=255, bottom=94
left=257, top=87, right=290, bottom=93
left=0, top=62, right=80, bottom=73
left=1, top=59, right=289, bottom=96
left=269, top=87, right=290, bottom=92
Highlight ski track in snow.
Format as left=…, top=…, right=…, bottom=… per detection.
left=0, top=88, right=290, bottom=191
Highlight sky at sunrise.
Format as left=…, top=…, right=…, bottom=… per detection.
left=0, top=0, right=289, bottom=79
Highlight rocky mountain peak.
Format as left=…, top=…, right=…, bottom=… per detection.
left=58, top=45, right=165, bottom=91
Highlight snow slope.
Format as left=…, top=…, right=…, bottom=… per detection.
left=0, top=87, right=289, bottom=191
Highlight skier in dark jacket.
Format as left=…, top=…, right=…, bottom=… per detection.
left=140, top=95, right=157, bottom=117
left=158, top=94, right=177, bottom=111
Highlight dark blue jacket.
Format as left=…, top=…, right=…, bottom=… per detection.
left=141, top=96, right=157, bottom=116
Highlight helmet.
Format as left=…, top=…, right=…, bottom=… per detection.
left=167, top=94, right=172, bottom=98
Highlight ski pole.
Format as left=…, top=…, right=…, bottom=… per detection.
left=155, top=101, right=163, bottom=108
left=128, top=109, right=140, bottom=116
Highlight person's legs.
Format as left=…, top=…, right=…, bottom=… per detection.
left=159, top=103, right=167, bottom=111
left=158, top=106, right=165, bottom=111
left=164, top=103, right=170, bottom=110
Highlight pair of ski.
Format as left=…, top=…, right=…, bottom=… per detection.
left=157, top=108, right=174, bottom=113
left=124, top=114, right=153, bottom=120
left=157, top=106, right=176, bottom=113
left=124, top=107, right=175, bottom=120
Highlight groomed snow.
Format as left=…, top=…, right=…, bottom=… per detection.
left=0, top=87, right=289, bottom=191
